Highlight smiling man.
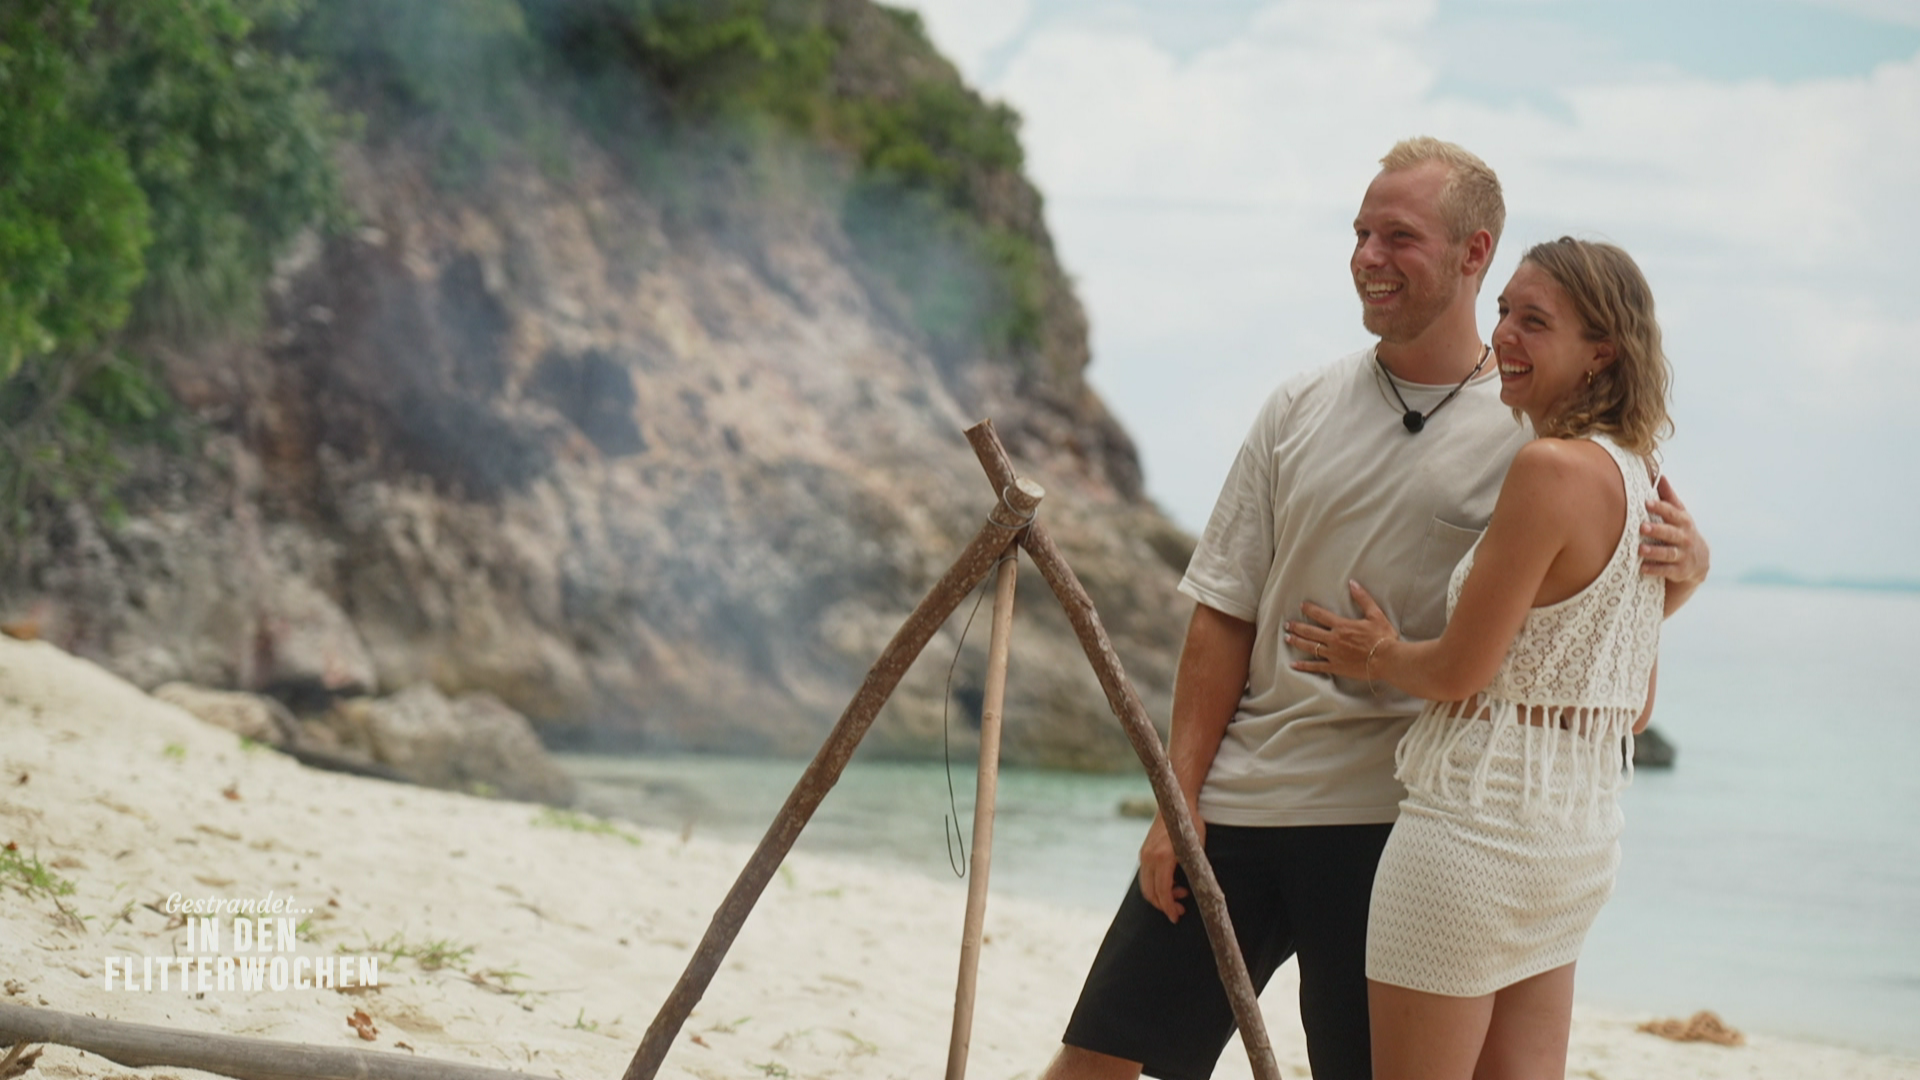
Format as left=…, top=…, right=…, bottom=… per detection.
left=1040, top=138, right=1709, bottom=1080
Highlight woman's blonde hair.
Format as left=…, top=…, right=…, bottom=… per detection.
left=1522, top=237, right=1672, bottom=457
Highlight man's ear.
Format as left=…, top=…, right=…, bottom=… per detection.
left=1461, top=229, right=1494, bottom=281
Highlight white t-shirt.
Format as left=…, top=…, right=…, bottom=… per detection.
left=1178, top=347, right=1532, bottom=826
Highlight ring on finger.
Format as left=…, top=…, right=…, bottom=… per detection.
left=1315, top=641, right=1326, bottom=659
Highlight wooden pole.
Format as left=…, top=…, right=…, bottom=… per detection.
left=943, top=553, right=1020, bottom=1080
left=623, top=477, right=1045, bottom=1080
left=0, top=1002, right=554, bottom=1080
left=963, top=420, right=1282, bottom=1080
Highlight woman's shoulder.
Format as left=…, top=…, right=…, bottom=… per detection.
left=1506, top=436, right=1621, bottom=489
left=1495, top=437, right=1631, bottom=536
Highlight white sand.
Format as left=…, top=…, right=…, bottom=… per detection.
left=1, top=637, right=1913, bottom=1080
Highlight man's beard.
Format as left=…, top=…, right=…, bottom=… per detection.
left=1360, top=274, right=1461, bottom=344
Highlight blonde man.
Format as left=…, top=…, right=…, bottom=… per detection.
left=1040, top=139, right=1708, bottom=1080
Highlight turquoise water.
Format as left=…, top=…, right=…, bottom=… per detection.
left=1582, top=583, right=1920, bottom=1055
left=555, top=752, right=1155, bottom=912
left=555, top=583, right=1920, bottom=1056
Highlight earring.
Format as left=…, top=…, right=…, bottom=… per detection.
left=1585, top=369, right=1595, bottom=386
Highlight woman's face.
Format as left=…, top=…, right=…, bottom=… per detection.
left=1492, top=261, right=1611, bottom=427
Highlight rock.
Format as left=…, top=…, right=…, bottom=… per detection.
left=152, top=683, right=299, bottom=747
left=113, top=644, right=188, bottom=690
left=329, top=686, right=462, bottom=788
left=153, top=680, right=419, bottom=784
left=449, top=691, right=575, bottom=805
left=252, top=578, right=377, bottom=700
left=1634, top=726, right=1677, bottom=768
left=279, top=744, right=407, bottom=783
left=0, top=598, right=52, bottom=642
left=324, top=684, right=573, bottom=804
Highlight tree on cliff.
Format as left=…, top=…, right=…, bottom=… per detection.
left=0, top=0, right=339, bottom=539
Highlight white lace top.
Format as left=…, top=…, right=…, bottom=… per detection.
left=1394, top=435, right=1665, bottom=821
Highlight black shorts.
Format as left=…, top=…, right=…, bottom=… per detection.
left=1062, top=822, right=1393, bottom=1080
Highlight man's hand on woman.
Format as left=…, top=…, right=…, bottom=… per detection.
left=1641, top=476, right=1710, bottom=615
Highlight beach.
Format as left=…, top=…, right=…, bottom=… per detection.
left=2, top=636, right=1914, bottom=1080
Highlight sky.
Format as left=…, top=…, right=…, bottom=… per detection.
left=888, top=0, right=1920, bottom=582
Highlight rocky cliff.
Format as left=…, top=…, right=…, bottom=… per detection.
left=4, top=2, right=1195, bottom=772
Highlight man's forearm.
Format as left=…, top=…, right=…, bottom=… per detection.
left=1165, top=604, right=1258, bottom=810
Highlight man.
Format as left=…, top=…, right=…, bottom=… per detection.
left=1042, top=138, right=1709, bottom=1080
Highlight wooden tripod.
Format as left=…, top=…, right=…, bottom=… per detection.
left=621, top=419, right=1280, bottom=1080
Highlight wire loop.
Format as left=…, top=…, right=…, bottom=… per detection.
left=989, top=484, right=1038, bottom=530
left=940, top=554, right=1009, bottom=876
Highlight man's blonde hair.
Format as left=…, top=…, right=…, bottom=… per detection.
left=1380, top=137, right=1505, bottom=263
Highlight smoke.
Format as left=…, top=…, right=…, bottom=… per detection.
left=11, top=0, right=1180, bottom=775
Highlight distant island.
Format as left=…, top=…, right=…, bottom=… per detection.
left=1738, top=568, right=1920, bottom=594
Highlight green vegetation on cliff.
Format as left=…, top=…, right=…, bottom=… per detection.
left=0, top=0, right=341, bottom=536
left=0, top=0, right=1057, bottom=538
left=0, top=0, right=340, bottom=373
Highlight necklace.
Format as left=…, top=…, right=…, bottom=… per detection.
left=1374, top=345, right=1492, bottom=433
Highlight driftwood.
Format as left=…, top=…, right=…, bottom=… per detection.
left=621, top=476, right=1046, bottom=1080
left=964, top=420, right=1280, bottom=1080
left=943, top=554, right=1020, bottom=1080
left=0, top=1002, right=552, bottom=1080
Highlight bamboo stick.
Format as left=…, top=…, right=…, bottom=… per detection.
left=943, top=553, right=1020, bottom=1080
left=962, top=420, right=1281, bottom=1080
left=623, top=477, right=1045, bottom=1080
left=0, top=1002, right=553, bottom=1080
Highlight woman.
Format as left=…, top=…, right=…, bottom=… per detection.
left=1284, top=236, right=1671, bottom=1080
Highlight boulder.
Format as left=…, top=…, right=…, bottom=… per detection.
left=252, top=578, right=378, bottom=699
left=326, top=684, right=573, bottom=804
left=152, top=683, right=299, bottom=747
left=449, top=691, right=576, bottom=805
left=1634, top=726, right=1677, bottom=768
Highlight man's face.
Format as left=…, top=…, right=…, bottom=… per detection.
left=1350, top=162, right=1469, bottom=344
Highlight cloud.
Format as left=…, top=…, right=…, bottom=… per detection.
left=894, top=0, right=1033, bottom=78
left=897, top=1, right=1920, bottom=576
left=1795, top=0, right=1920, bottom=29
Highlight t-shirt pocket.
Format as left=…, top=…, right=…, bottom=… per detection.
left=1394, top=517, right=1484, bottom=641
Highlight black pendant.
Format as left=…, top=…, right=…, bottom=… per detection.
left=1402, top=410, right=1425, bottom=433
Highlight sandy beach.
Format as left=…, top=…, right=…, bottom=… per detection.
left=1, top=636, right=1913, bottom=1080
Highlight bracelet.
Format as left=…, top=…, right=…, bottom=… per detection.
left=1365, top=637, right=1390, bottom=695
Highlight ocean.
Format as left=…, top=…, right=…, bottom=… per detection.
left=555, top=582, right=1920, bottom=1056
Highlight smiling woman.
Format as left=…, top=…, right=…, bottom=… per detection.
left=1288, top=236, right=1674, bottom=1080
left=1498, top=239, right=1672, bottom=456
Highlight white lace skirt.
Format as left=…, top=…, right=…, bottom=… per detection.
left=1366, top=718, right=1623, bottom=997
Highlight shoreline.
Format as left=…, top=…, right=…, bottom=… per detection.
left=555, top=747, right=1920, bottom=1061
left=3, top=637, right=1914, bottom=1080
